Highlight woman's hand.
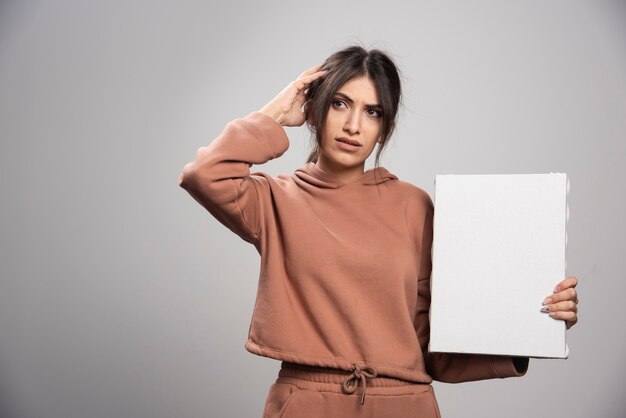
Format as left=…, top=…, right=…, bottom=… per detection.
left=541, top=276, right=579, bottom=330
left=259, top=64, right=328, bottom=127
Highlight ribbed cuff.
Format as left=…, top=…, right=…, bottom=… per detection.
left=491, top=355, right=529, bottom=378
left=243, top=111, right=290, bottom=159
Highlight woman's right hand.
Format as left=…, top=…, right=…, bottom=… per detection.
left=259, top=64, right=328, bottom=127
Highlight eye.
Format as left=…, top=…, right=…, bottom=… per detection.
left=332, top=99, right=347, bottom=109
left=367, top=108, right=382, bottom=118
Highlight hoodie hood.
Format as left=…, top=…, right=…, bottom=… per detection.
left=293, top=162, right=398, bottom=189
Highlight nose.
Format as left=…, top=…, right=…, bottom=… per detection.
left=343, top=109, right=361, bottom=135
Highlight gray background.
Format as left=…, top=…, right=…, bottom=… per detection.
left=1, top=0, right=624, bottom=417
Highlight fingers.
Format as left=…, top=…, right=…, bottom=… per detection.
left=546, top=309, right=577, bottom=322
left=290, top=70, right=328, bottom=94
left=541, top=278, right=580, bottom=330
left=549, top=308, right=577, bottom=332
left=554, top=276, right=578, bottom=293
left=260, top=64, right=328, bottom=127
left=299, top=63, right=325, bottom=78
left=544, top=287, right=577, bottom=305
left=287, top=71, right=326, bottom=100
left=290, top=64, right=328, bottom=96
left=541, top=301, right=578, bottom=330
left=540, top=300, right=578, bottom=314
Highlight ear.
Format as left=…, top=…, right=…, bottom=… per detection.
left=304, top=103, right=314, bottom=125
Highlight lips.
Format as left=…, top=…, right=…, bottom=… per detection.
left=336, top=137, right=362, bottom=147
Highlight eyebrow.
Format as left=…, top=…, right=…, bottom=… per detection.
left=334, top=92, right=381, bottom=109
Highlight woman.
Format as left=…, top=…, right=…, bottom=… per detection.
left=178, top=45, right=579, bottom=417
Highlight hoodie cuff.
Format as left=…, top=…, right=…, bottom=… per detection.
left=491, top=355, right=529, bottom=378
left=241, top=111, right=290, bottom=159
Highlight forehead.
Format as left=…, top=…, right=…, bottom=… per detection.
left=335, top=76, right=379, bottom=104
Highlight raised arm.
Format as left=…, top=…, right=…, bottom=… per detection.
left=178, top=112, right=289, bottom=244
left=178, top=64, right=328, bottom=245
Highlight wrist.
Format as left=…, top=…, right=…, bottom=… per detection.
left=258, top=106, right=283, bottom=125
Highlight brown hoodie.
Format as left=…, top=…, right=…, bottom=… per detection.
left=178, top=111, right=529, bottom=383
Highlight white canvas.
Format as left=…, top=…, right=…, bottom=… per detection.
left=428, top=173, right=569, bottom=358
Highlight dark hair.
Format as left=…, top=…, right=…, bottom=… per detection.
left=303, top=43, right=403, bottom=169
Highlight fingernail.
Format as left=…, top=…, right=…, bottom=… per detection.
left=543, top=297, right=552, bottom=305
left=540, top=305, right=550, bottom=312
left=554, top=286, right=560, bottom=293
left=549, top=312, right=557, bottom=317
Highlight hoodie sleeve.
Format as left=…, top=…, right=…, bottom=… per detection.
left=414, top=195, right=530, bottom=383
left=178, top=111, right=290, bottom=245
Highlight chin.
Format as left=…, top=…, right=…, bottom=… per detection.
left=329, top=155, right=365, bottom=169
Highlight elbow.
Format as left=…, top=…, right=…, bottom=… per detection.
left=179, top=146, right=208, bottom=188
left=178, top=161, right=197, bottom=189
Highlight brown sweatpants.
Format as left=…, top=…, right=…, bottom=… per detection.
left=262, top=362, right=442, bottom=418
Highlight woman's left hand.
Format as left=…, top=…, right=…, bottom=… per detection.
left=541, top=276, right=579, bottom=330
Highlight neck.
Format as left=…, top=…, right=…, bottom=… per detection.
left=315, top=154, right=366, bottom=184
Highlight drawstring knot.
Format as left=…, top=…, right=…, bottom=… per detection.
left=341, top=363, right=377, bottom=405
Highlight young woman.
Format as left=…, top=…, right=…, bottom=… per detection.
left=179, top=45, right=579, bottom=418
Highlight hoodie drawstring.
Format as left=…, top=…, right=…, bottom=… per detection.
left=341, top=363, right=378, bottom=405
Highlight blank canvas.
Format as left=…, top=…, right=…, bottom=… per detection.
left=428, top=173, right=569, bottom=358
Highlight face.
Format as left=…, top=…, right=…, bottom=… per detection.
left=317, top=76, right=383, bottom=174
